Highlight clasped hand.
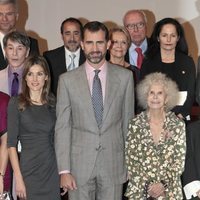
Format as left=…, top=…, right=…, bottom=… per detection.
left=60, top=173, right=77, bottom=196
left=148, top=182, right=165, bottom=198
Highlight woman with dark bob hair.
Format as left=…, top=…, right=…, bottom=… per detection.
left=7, top=56, right=60, bottom=200
left=140, top=18, right=195, bottom=121
left=125, top=72, right=186, bottom=199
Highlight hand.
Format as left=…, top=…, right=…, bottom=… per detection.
left=15, top=176, right=27, bottom=200
left=177, top=113, right=184, bottom=119
left=196, top=189, right=200, bottom=198
left=60, top=173, right=77, bottom=195
left=148, top=182, right=165, bottom=198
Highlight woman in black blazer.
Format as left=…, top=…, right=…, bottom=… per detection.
left=140, top=18, right=196, bottom=120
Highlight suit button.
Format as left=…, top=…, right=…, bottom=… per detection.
left=96, top=145, right=101, bottom=151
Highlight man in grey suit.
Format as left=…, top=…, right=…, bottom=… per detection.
left=55, top=21, right=135, bottom=200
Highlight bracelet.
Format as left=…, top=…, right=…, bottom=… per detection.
left=0, top=172, right=4, bottom=178
left=161, top=180, right=168, bottom=190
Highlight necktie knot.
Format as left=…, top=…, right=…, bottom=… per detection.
left=135, top=47, right=142, bottom=54
left=94, top=69, right=101, bottom=76
left=13, top=72, right=19, bottom=78
left=135, top=47, right=144, bottom=69
left=70, top=54, right=76, bottom=60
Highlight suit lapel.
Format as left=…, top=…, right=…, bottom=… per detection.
left=102, top=63, right=120, bottom=124
left=0, top=44, right=7, bottom=70
left=79, top=49, right=86, bottom=66
left=76, top=65, right=98, bottom=128
left=60, top=46, right=67, bottom=72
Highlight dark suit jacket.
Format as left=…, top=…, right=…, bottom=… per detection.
left=43, top=46, right=86, bottom=95
left=196, top=56, right=200, bottom=105
left=140, top=51, right=196, bottom=118
left=0, top=36, right=39, bottom=71
left=182, top=120, right=200, bottom=199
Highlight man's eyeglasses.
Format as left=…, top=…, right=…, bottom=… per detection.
left=126, top=22, right=145, bottom=30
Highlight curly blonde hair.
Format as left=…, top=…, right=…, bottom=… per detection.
left=137, top=72, right=179, bottom=111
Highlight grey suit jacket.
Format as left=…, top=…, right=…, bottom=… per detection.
left=55, top=62, right=135, bottom=186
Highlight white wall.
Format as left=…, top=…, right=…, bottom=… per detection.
left=17, top=0, right=200, bottom=63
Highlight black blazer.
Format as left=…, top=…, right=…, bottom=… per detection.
left=140, top=51, right=196, bottom=118
left=43, top=46, right=86, bottom=95
left=182, top=120, right=200, bottom=199
left=0, top=36, right=39, bottom=71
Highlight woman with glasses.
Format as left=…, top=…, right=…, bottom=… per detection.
left=140, top=18, right=196, bottom=121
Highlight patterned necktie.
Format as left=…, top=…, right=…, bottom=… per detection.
left=68, top=54, right=76, bottom=71
left=11, top=72, right=19, bottom=96
left=135, top=47, right=144, bottom=69
left=92, top=70, right=103, bottom=128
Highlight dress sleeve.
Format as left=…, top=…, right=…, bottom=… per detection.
left=163, top=121, right=186, bottom=198
left=7, top=97, right=20, bottom=147
left=125, top=120, right=145, bottom=198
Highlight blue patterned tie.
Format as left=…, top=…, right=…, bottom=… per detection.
left=92, top=70, right=103, bottom=127
left=11, top=72, right=19, bottom=96
left=68, top=54, right=76, bottom=71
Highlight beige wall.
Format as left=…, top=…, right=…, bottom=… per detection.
left=17, top=0, right=200, bottom=63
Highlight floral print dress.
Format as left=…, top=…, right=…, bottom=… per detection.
left=125, top=111, right=186, bottom=200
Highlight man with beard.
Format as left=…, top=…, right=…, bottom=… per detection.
left=43, top=17, right=85, bottom=95
left=55, top=21, right=135, bottom=200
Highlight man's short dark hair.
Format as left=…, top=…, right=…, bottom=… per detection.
left=60, top=17, right=83, bottom=39
left=83, top=21, right=109, bottom=41
left=3, top=31, right=30, bottom=48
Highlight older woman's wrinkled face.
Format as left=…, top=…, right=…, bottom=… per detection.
left=110, top=31, right=128, bottom=59
left=147, top=83, right=167, bottom=110
left=158, top=23, right=179, bottom=52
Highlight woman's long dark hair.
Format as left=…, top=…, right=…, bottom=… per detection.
left=145, top=18, right=188, bottom=59
left=18, top=55, right=55, bottom=111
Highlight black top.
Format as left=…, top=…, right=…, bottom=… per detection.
left=140, top=51, right=196, bottom=118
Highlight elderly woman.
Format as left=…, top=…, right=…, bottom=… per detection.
left=109, top=27, right=140, bottom=83
left=125, top=72, right=186, bottom=199
left=140, top=18, right=196, bottom=120
left=0, top=92, right=10, bottom=197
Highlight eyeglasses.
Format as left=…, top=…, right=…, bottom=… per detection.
left=126, top=22, right=145, bottom=30
left=111, top=40, right=128, bottom=47
left=0, top=12, right=16, bottom=18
